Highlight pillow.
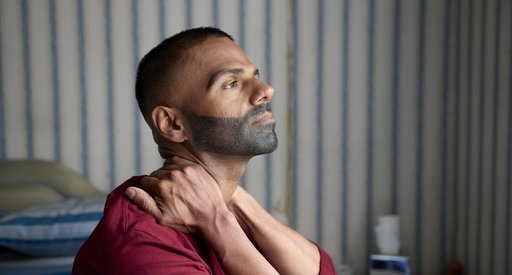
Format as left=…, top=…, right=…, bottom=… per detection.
left=0, top=160, right=102, bottom=212
left=0, top=195, right=105, bottom=257
left=0, top=184, right=66, bottom=213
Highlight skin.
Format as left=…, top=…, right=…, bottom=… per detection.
left=125, top=37, right=321, bottom=275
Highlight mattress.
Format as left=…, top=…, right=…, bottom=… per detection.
left=0, top=252, right=73, bottom=275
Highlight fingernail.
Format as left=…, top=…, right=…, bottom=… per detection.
left=125, top=188, right=136, bottom=200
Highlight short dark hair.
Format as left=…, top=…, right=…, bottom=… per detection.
left=135, top=27, right=234, bottom=121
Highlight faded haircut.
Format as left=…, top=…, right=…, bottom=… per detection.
left=135, top=27, right=234, bottom=122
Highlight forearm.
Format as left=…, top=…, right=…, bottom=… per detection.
left=201, top=211, right=279, bottom=275
left=230, top=190, right=320, bottom=275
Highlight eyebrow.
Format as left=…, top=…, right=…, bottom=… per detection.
left=206, top=67, right=260, bottom=90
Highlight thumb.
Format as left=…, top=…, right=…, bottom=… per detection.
left=125, top=186, right=161, bottom=218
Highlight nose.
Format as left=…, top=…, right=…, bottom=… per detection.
left=250, top=79, right=275, bottom=105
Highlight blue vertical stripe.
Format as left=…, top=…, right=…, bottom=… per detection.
left=315, top=0, right=324, bottom=246
left=21, top=0, right=34, bottom=159
left=77, top=0, right=89, bottom=177
left=489, top=0, right=501, bottom=273
left=105, top=0, right=116, bottom=189
left=238, top=0, right=246, bottom=51
left=0, top=25, right=5, bottom=158
left=506, top=5, right=512, bottom=271
left=239, top=0, right=247, bottom=188
left=159, top=0, right=166, bottom=40
left=212, top=0, right=219, bottom=28
left=415, top=0, right=426, bottom=273
left=440, top=0, right=452, bottom=271
left=340, top=0, right=350, bottom=264
left=49, top=0, right=61, bottom=162
left=366, top=1, right=376, bottom=273
left=476, top=0, right=487, bottom=272
left=132, top=0, right=142, bottom=175
left=156, top=3, right=168, bottom=165
left=264, top=0, right=272, bottom=212
left=463, top=0, right=474, bottom=267
left=452, top=0, right=462, bottom=259
left=186, top=0, right=192, bottom=29
left=390, top=0, right=401, bottom=215
left=290, top=0, right=299, bottom=230
left=507, top=2, right=512, bottom=273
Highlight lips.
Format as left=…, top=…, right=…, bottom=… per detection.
left=253, top=112, right=275, bottom=125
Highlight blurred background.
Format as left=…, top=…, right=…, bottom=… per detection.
left=0, top=0, right=510, bottom=274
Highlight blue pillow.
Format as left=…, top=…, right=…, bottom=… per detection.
left=0, top=195, right=105, bottom=257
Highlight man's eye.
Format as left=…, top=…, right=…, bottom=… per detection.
left=223, top=81, right=238, bottom=89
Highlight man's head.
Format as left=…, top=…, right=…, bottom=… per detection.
left=135, top=27, right=278, bottom=158
left=135, top=27, right=234, bottom=119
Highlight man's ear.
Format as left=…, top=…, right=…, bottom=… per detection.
left=151, top=106, right=187, bottom=143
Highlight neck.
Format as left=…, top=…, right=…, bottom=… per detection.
left=159, top=144, right=251, bottom=203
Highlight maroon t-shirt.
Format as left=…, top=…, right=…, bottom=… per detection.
left=73, top=176, right=336, bottom=274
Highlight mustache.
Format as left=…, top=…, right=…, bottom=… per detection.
left=184, top=103, right=272, bottom=123
left=245, top=103, right=272, bottom=120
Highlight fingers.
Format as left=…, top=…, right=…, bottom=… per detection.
left=151, top=158, right=206, bottom=183
left=167, top=156, right=196, bottom=165
left=152, top=156, right=198, bottom=178
left=162, top=156, right=196, bottom=168
left=150, top=164, right=180, bottom=176
left=125, top=186, right=161, bottom=219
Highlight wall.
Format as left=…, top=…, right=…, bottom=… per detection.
left=0, top=0, right=510, bottom=274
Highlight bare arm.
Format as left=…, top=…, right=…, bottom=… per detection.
left=228, top=187, right=321, bottom=275
left=125, top=158, right=278, bottom=275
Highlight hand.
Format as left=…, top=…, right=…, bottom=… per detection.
left=227, top=186, right=252, bottom=233
left=125, top=157, right=231, bottom=235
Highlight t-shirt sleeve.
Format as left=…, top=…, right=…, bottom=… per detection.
left=72, top=177, right=214, bottom=275
left=97, top=229, right=211, bottom=275
left=317, top=244, right=336, bottom=275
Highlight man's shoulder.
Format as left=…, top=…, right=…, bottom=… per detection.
left=108, top=175, right=145, bottom=201
left=74, top=176, right=210, bottom=273
left=103, top=176, right=189, bottom=243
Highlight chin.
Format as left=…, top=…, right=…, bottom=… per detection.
left=255, top=136, right=278, bottom=155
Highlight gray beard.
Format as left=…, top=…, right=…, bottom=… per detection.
left=186, top=103, right=278, bottom=155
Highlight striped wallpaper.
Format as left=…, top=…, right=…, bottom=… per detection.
left=0, top=0, right=510, bottom=274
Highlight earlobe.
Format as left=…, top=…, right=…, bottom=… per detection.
left=151, top=106, right=187, bottom=143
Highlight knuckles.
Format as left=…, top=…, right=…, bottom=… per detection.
left=150, top=162, right=201, bottom=182
left=181, top=165, right=197, bottom=176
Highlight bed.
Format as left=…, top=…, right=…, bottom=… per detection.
left=0, top=160, right=105, bottom=275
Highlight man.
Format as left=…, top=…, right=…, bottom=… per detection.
left=73, top=27, right=335, bottom=274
